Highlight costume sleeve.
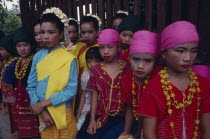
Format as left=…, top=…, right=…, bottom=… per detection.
left=27, top=54, right=40, bottom=105
left=200, top=89, right=210, bottom=114
left=81, top=71, right=89, bottom=91
left=136, top=87, right=158, bottom=118
left=50, top=59, right=78, bottom=107
left=87, top=68, right=98, bottom=92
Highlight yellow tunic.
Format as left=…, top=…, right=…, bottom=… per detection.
left=77, top=42, right=98, bottom=73
left=69, top=42, right=86, bottom=57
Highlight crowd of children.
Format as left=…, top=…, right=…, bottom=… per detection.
left=0, top=7, right=210, bottom=139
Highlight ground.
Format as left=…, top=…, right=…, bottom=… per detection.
left=0, top=109, right=11, bottom=139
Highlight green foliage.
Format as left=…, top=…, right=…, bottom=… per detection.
left=0, top=13, right=21, bottom=35
left=0, top=1, right=21, bottom=36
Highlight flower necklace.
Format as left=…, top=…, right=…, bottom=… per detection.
left=0, top=57, right=18, bottom=82
left=160, top=67, right=200, bottom=139
left=132, top=72, right=149, bottom=120
left=15, top=55, right=34, bottom=79
left=100, top=60, right=123, bottom=116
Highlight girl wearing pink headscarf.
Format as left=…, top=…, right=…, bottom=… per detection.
left=119, top=30, right=160, bottom=139
left=137, top=21, right=210, bottom=139
left=77, top=29, right=130, bottom=139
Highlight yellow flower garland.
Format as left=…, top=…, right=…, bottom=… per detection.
left=15, top=55, right=33, bottom=79
left=0, top=57, right=18, bottom=82
left=160, top=67, right=201, bottom=139
left=131, top=72, right=148, bottom=120
left=100, top=60, right=123, bottom=116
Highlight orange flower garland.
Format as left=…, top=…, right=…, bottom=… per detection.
left=160, top=67, right=201, bottom=139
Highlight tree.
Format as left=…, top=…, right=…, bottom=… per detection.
left=0, top=0, right=21, bottom=35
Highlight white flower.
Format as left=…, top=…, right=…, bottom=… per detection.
left=87, top=13, right=102, bottom=27
left=42, top=7, right=69, bottom=26
left=117, top=10, right=129, bottom=15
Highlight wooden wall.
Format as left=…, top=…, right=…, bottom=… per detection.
left=19, top=0, right=210, bottom=65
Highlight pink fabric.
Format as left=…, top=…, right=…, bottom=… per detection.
left=161, top=21, right=199, bottom=50
left=129, top=30, right=160, bottom=57
left=98, top=29, right=120, bottom=46
left=192, top=65, right=210, bottom=81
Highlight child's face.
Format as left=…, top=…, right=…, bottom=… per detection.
left=162, top=42, right=198, bottom=73
left=87, top=58, right=100, bottom=70
left=81, top=22, right=98, bottom=45
left=67, top=25, right=78, bottom=43
left=0, top=48, right=11, bottom=59
left=34, top=24, right=44, bottom=47
left=112, top=18, right=123, bottom=30
left=40, top=22, right=63, bottom=49
left=120, top=31, right=134, bottom=48
left=129, top=52, right=156, bottom=80
left=99, top=44, right=119, bottom=62
left=16, top=42, right=32, bottom=57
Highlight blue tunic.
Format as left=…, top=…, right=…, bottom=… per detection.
left=26, top=46, right=78, bottom=108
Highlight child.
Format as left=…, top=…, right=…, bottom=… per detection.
left=137, top=21, right=210, bottom=138
left=68, top=18, right=86, bottom=57
left=76, top=29, right=130, bottom=139
left=76, top=47, right=104, bottom=130
left=78, top=14, right=101, bottom=73
left=12, top=28, right=40, bottom=138
left=112, top=10, right=128, bottom=30
left=27, top=7, right=78, bottom=139
left=119, top=30, right=160, bottom=139
left=0, top=36, right=18, bottom=135
left=34, top=20, right=44, bottom=51
left=117, top=15, right=140, bottom=62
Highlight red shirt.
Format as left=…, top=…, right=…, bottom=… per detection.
left=121, top=66, right=163, bottom=117
left=137, top=74, right=210, bottom=139
left=87, top=62, right=130, bottom=126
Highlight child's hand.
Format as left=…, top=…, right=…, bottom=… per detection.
left=87, top=120, right=97, bottom=135
left=40, top=110, right=54, bottom=127
left=118, top=132, right=133, bottom=139
left=32, top=102, right=44, bottom=114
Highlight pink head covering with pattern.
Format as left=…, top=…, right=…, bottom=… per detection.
left=129, top=30, right=160, bottom=57
left=161, top=21, right=199, bottom=50
left=98, top=29, right=120, bottom=46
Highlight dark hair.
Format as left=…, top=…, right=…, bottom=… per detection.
left=113, top=13, right=128, bottom=21
left=86, top=47, right=104, bottom=62
left=34, top=19, right=41, bottom=26
left=40, top=13, right=64, bottom=32
left=80, top=16, right=99, bottom=31
left=68, top=20, right=79, bottom=31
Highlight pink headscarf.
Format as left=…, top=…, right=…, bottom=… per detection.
left=98, top=29, right=120, bottom=46
left=192, top=65, right=210, bottom=81
left=129, top=30, right=160, bottom=57
left=161, top=21, right=199, bottom=50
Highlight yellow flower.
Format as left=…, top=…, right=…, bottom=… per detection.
left=168, top=109, right=172, bottom=115
left=170, top=122, right=174, bottom=127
